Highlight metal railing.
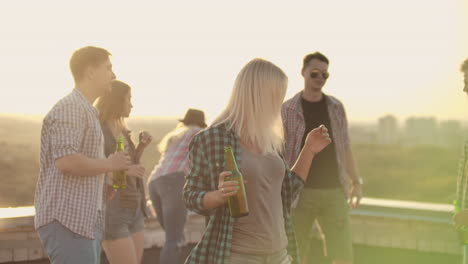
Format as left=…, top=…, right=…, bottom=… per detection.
left=0, top=198, right=460, bottom=263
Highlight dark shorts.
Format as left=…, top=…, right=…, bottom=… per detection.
left=104, top=194, right=145, bottom=240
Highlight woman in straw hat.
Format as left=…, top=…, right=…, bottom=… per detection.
left=147, top=108, right=207, bottom=264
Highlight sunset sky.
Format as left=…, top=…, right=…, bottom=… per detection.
left=1, top=0, right=467, bottom=123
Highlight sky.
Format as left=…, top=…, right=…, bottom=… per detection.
left=0, top=0, right=467, bottom=124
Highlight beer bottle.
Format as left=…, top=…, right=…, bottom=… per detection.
left=454, top=200, right=468, bottom=244
left=224, top=146, right=249, bottom=217
left=113, top=137, right=127, bottom=189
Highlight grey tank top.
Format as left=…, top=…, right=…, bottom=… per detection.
left=230, top=146, right=288, bottom=255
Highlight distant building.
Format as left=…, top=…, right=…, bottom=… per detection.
left=377, top=115, right=398, bottom=144
left=438, top=120, right=463, bottom=147
left=404, top=117, right=437, bottom=146
left=349, top=124, right=377, bottom=144
left=350, top=116, right=466, bottom=147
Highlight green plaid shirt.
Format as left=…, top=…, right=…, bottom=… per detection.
left=183, top=123, right=304, bottom=264
left=457, top=141, right=468, bottom=209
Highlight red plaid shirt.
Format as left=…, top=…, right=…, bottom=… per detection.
left=148, top=126, right=201, bottom=181
left=34, top=89, right=106, bottom=239
left=281, top=91, right=352, bottom=196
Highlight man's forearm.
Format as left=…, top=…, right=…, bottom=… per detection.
left=55, top=154, right=112, bottom=177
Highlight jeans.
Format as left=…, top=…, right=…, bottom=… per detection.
left=293, top=188, right=353, bottom=262
left=37, top=220, right=102, bottom=264
left=148, top=172, right=187, bottom=264
left=230, top=249, right=292, bottom=264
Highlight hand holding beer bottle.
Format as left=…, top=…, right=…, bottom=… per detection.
left=113, top=137, right=127, bottom=189
left=107, top=148, right=130, bottom=171
left=217, top=146, right=249, bottom=218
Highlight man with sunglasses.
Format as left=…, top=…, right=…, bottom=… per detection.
left=282, top=52, right=362, bottom=264
left=454, top=58, right=468, bottom=264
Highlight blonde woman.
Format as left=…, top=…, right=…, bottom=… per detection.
left=183, top=58, right=332, bottom=264
left=148, top=109, right=207, bottom=264
left=96, top=80, right=153, bottom=264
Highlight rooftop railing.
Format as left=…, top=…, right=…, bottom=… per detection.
left=0, top=198, right=459, bottom=263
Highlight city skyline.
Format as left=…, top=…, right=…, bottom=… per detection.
left=0, top=1, right=467, bottom=123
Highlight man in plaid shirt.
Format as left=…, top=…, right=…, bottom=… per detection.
left=454, top=58, right=468, bottom=264
left=282, top=52, right=363, bottom=264
left=34, top=46, right=130, bottom=264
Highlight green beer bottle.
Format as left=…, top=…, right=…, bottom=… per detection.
left=454, top=200, right=468, bottom=244
left=113, top=137, right=127, bottom=189
left=224, top=146, right=249, bottom=218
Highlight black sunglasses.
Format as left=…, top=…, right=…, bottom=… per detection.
left=310, top=70, right=329, bottom=80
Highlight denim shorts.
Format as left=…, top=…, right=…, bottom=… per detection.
left=104, top=194, right=145, bottom=240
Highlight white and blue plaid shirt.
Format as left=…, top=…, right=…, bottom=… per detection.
left=34, top=89, right=106, bottom=239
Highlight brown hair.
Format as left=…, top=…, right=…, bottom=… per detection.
left=95, top=80, right=131, bottom=129
left=69, top=46, right=111, bottom=82
left=302, top=52, right=329, bottom=71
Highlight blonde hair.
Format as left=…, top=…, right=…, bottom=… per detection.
left=213, top=58, right=288, bottom=154
left=158, top=123, right=191, bottom=153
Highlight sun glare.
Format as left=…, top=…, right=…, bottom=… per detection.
left=0, top=206, right=35, bottom=219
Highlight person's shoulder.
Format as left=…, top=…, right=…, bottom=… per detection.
left=326, top=94, right=344, bottom=106
left=283, top=97, right=295, bottom=106
left=283, top=92, right=302, bottom=107
left=192, top=123, right=230, bottom=142
left=325, top=94, right=343, bottom=105
left=184, top=126, right=204, bottom=141
left=197, top=123, right=227, bottom=136
left=45, top=92, right=84, bottom=121
left=188, top=126, right=204, bottom=134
